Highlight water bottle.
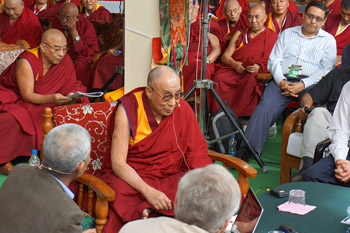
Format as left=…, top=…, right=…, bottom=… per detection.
left=29, top=149, right=40, bottom=167
left=228, top=134, right=237, bottom=156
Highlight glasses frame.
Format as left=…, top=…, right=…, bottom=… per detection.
left=44, top=42, right=69, bottom=53
left=149, top=86, right=184, bottom=103
left=305, top=13, right=324, bottom=23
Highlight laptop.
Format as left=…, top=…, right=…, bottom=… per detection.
left=225, top=188, right=264, bottom=233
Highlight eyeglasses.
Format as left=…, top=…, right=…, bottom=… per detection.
left=44, top=42, right=69, bottom=53
left=226, top=8, right=240, bottom=15
left=58, top=14, right=76, bottom=21
left=305, top=13, right=324, bottom=23
left=149, top=86, right=184, bottom=102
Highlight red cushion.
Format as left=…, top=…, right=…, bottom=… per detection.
left=286, top=101, right=299, bottom=109
left=52, top=102, right=117, bottom=175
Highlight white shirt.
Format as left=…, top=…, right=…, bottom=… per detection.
left=328, top=81, right=350, bottom=161
left=268, top=25, right=336, bottom=88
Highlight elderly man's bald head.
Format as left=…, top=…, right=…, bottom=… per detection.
left=41, top=29, right=66, bottom=44
left=224, top=0, right=239, bottom=10
left=248, top=4, right=266, bottom=15
left=147, top=65, right=179, bottom=87
left=3, top=0, right=23, bottom=21
left=59, top=2, right=79, bottom=15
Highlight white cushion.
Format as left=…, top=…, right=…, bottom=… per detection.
left=286, top=132, right=303, bottom=157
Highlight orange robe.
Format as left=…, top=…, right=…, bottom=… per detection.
left=325, top=14, right=350, bottom=56
left=0, top=7, right=43, bottom=48
left=265, top=9, right=303, bottom=36
left=52, top=16, right=99, bottom=91
left=210, top=28, right=278, bottom=116
left=0, top=48, right=88, bottom=164
left=99, top=88, right=212, bottom=232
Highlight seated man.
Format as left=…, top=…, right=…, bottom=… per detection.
left=0, top=124, right=96, bottom=233
left=100, top=65, right=213, bottom=232
left=303, top=81, right=350, bottom=186
left=182, top=0, right=222, bottom=94
left=52, top=3, right=99, bottom=91
left=265, top=0, right=303, bottom=36
left=324, top=0, right=350, bottom=66
left=210, top=4, right=278, bottom=117
left=80, top=0, right=111, bottom=22
left=292, top=67, right=350, bottom=181
left=120, top=164, right=241, bottom=233
left=341, top=43, right=350, bottom=68
left=217, top=0, right=249, bottom=46
left=29, top=0, right=60, bottom=19
left=215, top=0, right=250, bottom=21
left=0, top=0, right=43, bottom=48
left=0, top=29, right=88, bottom=174
left=236, top=1, right=336, bottom=162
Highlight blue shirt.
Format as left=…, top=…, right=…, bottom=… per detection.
left=50, top=174, right=75, bottom=200
left=268, top=25, right=337, bottom=88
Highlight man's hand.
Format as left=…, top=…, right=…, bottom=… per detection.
left=143, top=186, right=172, bottom=211
left=51, top=93, right=73, bottom=105
left=82, top=229, right=96, bottom=233
left=232, top=61, right=246, bottom=73
left=65, top=16, right=78, bottom=33
left=334, top=159, right=350, bottom=183
left=296, top=107, right=309, bottom=121
left=280, top=81, right=305, bottom=97
left=246, top=64, right=259, bottom=74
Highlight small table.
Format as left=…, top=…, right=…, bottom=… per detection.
left=255, top=182, right=350, bottom=233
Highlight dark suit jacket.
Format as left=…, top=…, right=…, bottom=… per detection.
left=0, top=164, right=83, bottom=232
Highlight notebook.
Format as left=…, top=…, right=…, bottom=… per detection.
left=225, top=188, right=264, bottom=233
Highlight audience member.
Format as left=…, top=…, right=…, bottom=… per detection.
left=0, top=29, right=88, bottom=175
left=99, top=65, right=212, bottom=232
left=265, top=0, right=303, bottom=36
left=291, top=67, right=350, bottom=181
left=341, top=43, right=350, bottom=68
left=323, top=0, right=341, bottom=15
left=28, top=0, right=59, bottom=19
left=324, top=0, right=350, bottom=66
left=0, top=0, right=43, bottom=48
left=182, top=0, right=222, bottom=94
left=215, top=0, right=250, bottom=21
left=80, top=0, right=111, bottom=22
left=210, top=4, right=278, bottom=117
left=236, top=1, right=336, bottom=162
left=52, top=3, right=99, bottom=91
left=0, top=124, right=96, bottom=233
left=303, top=81, right=350, bottom=186
left=217, top=0, right=249, bottom=45
left=262, top=0, right=299, bottom=14
left=119, top=164, right=241, bottom=233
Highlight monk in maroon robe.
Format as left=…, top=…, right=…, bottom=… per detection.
left=182, top=0, right=223, bottom=94
left=52, top=3, right=99, bottom=91
left=217, top=0, right=249, bottom=47
left=99, top=66, right=212, bottom=232
left=325, top=2, right=350, bottom=66
left=263, top=0, right=299, bottom=14
left=80, top=0, right=111, bottom=22
left=29, top=0, right=59, bottom=19
left=265, top=0, right=303, bottom=36
left=0, top=29, right=88, bottom=174
left=0, top=0, right=42, bottom=48
left=215, top=0, right=250, bottom=21
left=210, top=5, right=278, bottom=116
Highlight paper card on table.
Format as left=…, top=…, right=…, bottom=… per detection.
left=278, top=201, right=316, bottom=215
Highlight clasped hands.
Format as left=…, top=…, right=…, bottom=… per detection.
left=232, top=61, right=259, bottom=74
left=279, top=80, right=305, bottom=98
left=335, top=159, right=350, bottom=183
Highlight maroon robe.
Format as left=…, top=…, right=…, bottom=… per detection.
left=0, top=48, right=88, bottom=164
left=52, top=16, right=99, bottom=91
left=265, top=9, right=303, bottom=36
left=327, top=0, right=341, bottom=15
left=218, top=14, right=249, bottom=47
left=210, top=28, right=278, bottom=116
left=80, top=5, right=112, bottom=22
left=325, top=14, right=350, bottom=56
left=29, top=2, right=60, bottom=19
left=264, top=0, right=299, bottom=14
left=0, top=7, right=43, bottom=48
left=99, top=88, right=212, bottom=232
left=182, top=19, right=223, bottom=94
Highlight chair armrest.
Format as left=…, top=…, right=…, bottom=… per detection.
left=208, top=150, right=257, bottom=178
left=314, top=138, right=331, bottom=164
left=256, top=73, right=272, bottom=81
left=76, top=173, right=115, bottom=202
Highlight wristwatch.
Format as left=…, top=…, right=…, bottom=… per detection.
left=73, top=36, right=80, bottom=42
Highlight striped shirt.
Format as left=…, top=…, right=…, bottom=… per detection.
left=268, top=25, right=337, bottom=88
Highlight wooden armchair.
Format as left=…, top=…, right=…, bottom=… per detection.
left=208, top=150, right=257, bottom=196
left=280, top=110, right=302, bottom=184
left=42, top=102, right=116, bottom=233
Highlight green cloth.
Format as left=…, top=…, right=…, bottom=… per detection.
left=81, top=211, right=95, bottom=231
left=255, top=182, right=350, bottom=233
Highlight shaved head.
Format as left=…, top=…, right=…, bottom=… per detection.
left=248, top=4, right=266, bottom=15
left=224, top=0, right=239, bottom=10
left=41, top=29, right=66, bottom=44
left=147, top=65, right=179, bottom=86
left=59, top=2, right=79, bottom=15
left=4, top=0, right=22, bottom=6
left=3, top=0, right=23, bottom=20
